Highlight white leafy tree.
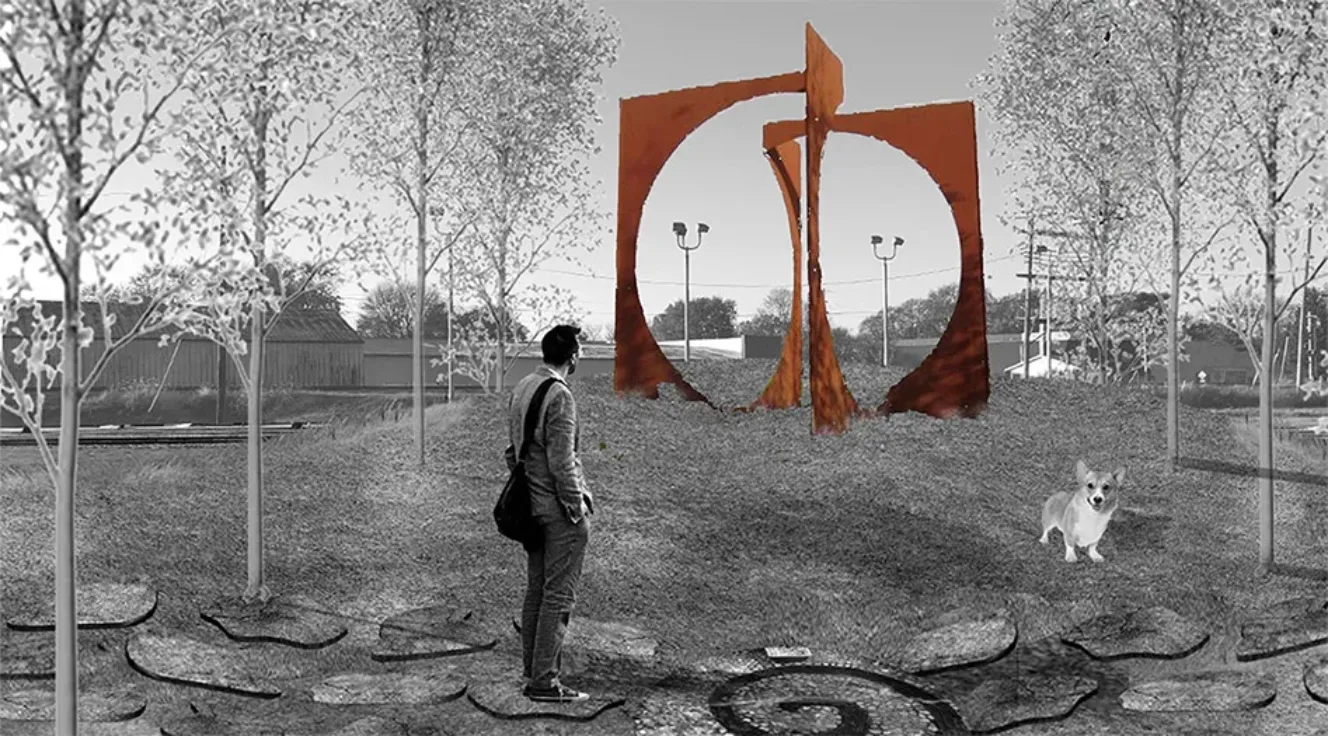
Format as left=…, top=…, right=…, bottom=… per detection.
left=157, top=0, right=374, bottom=603
left=977, top=0, right=1160, bottom=385
left=0, top=0, right=238, bottom=731
left=347, top=0, right=489, bottom=464
left=1217, top=0, right=1327, bottom=567
left=454, top=0, right=618, bottom=392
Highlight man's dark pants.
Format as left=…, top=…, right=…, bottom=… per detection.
left=522, top=505, right=589, bottom=688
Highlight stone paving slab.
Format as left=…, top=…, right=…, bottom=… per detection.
left=0, top=630, right=54, bottom=678
left=200, top=594, right=347, bottom=650
left=159, top=713, right=412, bottom=735
left=310, top=671, right=467, bottom=705
left=1304, top=657, right=1328, bottom=704
left=125, top=633, right=282, bottom=698
left=466, top=679, right=626, bottom=721
left=1119, top=670, right=1276, bottom=712
left=952, top=674, right=1097, bottom=734
left=372, top=606, right=497, bottom=662
left=0, top=720, right=162, bottom=736
left=1061, top=606, right=1209, bottom=660
left=1235, top=596, right=1328, bottom=661
left=562, top=619, right=663, bottom=682
left=886, top=611, right=1018, bottom=675
left=5, top=583, right=158, bottom=630
left=0, top=686, right=145, bottom=721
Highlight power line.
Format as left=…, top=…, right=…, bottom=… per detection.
left=537, top=254, right=1021, bottom=288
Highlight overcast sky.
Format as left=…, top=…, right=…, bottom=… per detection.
left=513, top=0, right=1018, bottom=335
left=12, top=0, right=1319, bottom=335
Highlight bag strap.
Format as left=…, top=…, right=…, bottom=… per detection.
left=517, top=377, right=560, bottom=463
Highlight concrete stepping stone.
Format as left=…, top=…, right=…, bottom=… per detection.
left=371, top=606, right=497, bottom=662
left=466, top=679, right=625, bottom=721
left=0, top=630, right=54, bottom=678
left=1, top=721, right=161, bottom=736
left=1236, top=596, right=1328, bottom=661
left=1119, top=670, right=1276, bottom=712
left=0, top=686, right=145, bottom=721
left=563, top=619, right=662, bottom=680
left=125, top=633, right=282, bottom=698
left=1305, top=657, right=1328, bottom=704
left=886, top=610, right=1018, bottom=674
left=309, top=671, right=466, bottom=705
left=5, top=583, right=158, bottom=630
left=200, top=593, right=347, bottom=650
left=952, top=674, right=1097, bottom=733
left=160, top=712, right=408, bottom=736
left=1061, top=606, right=1208, bottom=660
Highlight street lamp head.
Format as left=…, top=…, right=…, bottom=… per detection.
left=697, top=223, right=709, bottom=235
left=672, top=222, right=687, bottom=237
left=870, top=235, right=883, bottom=245
left=893, top=236, right=904, bottom=248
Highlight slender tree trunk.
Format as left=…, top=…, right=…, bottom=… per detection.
left=413, top=27, right=430, bottom=467
left=56, top=3, right=89, bottom=730
left=1166, top=3, right=1186, bottom=469
left=1258, top=102, right=1280, bottom=569
left=245, top=110, right=270, bottom=603
left=496, top=254, right=507, bottom=394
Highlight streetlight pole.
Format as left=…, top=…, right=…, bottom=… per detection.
left=673, top=221, right=708, bottom=362
left=870, top=234, right=904, bottom=366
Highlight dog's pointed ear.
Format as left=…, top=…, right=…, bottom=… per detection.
left=1113, top=467, right=1126, bottom=484
left=1075, top=460, right=1089, bottom=483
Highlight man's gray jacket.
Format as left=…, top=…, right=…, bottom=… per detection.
left=504, top=365, right=591, bottom=522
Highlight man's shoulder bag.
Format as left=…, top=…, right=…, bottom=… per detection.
left=494, top=377, right=558, bottom=551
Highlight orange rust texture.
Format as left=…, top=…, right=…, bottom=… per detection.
left=751, top=140, right=803, bottom=410
left=614, top=72, right=804, bottom=402
left=804, top=24, right=858, bottom=435
left=828, top=102, right=990, bottom=418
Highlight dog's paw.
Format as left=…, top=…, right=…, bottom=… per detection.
left=1039, top=535, right=1049, bottom=545
left=1064, top=552, right=1078, bottom=563
left=1089, top=552, right=1105, bottom=563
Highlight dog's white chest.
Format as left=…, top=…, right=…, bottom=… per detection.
left=1072, top=508, right=1113, bottom=545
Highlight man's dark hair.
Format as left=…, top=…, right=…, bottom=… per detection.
left=541, top=324, right=582, bottom=366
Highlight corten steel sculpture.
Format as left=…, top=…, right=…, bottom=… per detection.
left=614, top=24, right=989, bottom=434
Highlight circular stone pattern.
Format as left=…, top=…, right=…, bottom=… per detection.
left=708, top=665, right=967, bottom=736
left=1305, top=658, right=1328, bottom=703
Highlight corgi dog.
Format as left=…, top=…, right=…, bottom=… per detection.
left=1040, top=460, right=1124, bottom=563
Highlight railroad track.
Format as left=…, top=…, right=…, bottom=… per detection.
left=0, top=422, right=321, bottom=447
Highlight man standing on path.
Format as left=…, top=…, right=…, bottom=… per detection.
left=504, top=324, right=595, bottom=703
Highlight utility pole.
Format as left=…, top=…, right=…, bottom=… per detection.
left=1296, top=226, right=1312, bottom=388
left=1022, top=219, right=1035, bottom=378
left=215, top=145, right=230, bottom=425
left=1045, top=254, right=1054, bottom=364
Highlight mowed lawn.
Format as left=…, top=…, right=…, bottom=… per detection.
left=2, top=360, right=1326, bottom=733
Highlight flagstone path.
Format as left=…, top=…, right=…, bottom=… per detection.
left=3, top=582, right=1327, bottom=734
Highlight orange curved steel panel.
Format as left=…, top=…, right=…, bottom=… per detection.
left=751, top=140, right=804, bottom=411
left=827, top=102, right=989, bottom=418
left=615, top=72, right=805, bottom=402
left=805, top=24, right=858, bottom=435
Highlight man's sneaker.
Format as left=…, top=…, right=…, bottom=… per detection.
left=523, top=683, right=589, bottom=703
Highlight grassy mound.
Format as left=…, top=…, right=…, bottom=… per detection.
left=2, top=360, right=1325, bottom=732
